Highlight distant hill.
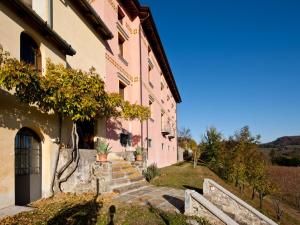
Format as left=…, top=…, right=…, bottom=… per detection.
left=260, top=136, right=300, bottom=167
left=261, top=136, right=300, bottom=148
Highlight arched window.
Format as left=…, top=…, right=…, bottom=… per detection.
left=20, top=32, right=42, bottom=72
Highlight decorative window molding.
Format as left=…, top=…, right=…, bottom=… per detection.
left=106, top=53, right=133, bottom=82
left=117, top=22, right=130, bottom=40
left=118, top=72, right=130, bottom=86
left=149, top=95, right=155, bottom=102
left=148, top=58, right=154, bottom=69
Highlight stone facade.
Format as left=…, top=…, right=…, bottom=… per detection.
left=59, top=149, right=112, bottom=194
left=203, top=179, right=278, bottom=225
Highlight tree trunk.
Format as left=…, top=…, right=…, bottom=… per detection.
left=259, top=192, right=263, bottom=209
left=54, top=121, right=80, bottom=192
left=252, top=187, right=255, bottom=200
left=193, top=151, right=197, bottom=168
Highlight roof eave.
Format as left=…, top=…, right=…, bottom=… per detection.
left=73, top=0, right=114, bottom=40
left=139, top=7, right=182, bottom=103
left=118, top=0, right=141, bottom=20
left=5, top=0, right=76, bottom=56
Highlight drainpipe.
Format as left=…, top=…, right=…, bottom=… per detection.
left=140, top=14, right=150, bottom=163
left=139, top=25, right=144, bottom=150
left=176, top=104, right=178, bottom=162
left=48, top=0, right=53, bottom=28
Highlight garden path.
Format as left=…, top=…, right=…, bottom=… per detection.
left=113, top=185, right=185, bottom=213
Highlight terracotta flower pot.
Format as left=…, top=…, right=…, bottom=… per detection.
left=96, top=153, right=108, bottom=162
left=136, top=155, right=143, bottom=161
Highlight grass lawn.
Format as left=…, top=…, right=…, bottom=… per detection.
left=151, top=161, right=300, bottom=225
left=0, top=192, right=210, bottom=225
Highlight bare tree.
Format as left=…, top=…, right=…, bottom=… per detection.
left=272, top=196, right=284, bottom=222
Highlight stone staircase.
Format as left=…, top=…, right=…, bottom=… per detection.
left=185, top=179, right=278, bottom=225
left=111, top=160, right=148, bottom=194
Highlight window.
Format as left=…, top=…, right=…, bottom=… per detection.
left=149, top=100, right=153, bottom=118
left=120, top=133, right=132, bottom=147
left=20, top=32, right=41, bottom=72
left=161, top=113, right=164, bottom=130
left=148, top=65, right=152, bottom=84
left=161, top=82, right=164, bottom=91
left=147, top=138, right=152, bottom=148
left=118, top=6, right=125, bottom=24
left=118, top=33, right=125, bottom=58
left=119, top=82, right=126, bottom=99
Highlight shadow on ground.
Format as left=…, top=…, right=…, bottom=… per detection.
left=47, top=197, right=102, bottom=225
left=183, top=185, right=203, bottom=194
left=162, top=195, right=184, bottom=213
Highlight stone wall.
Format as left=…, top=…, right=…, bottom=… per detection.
left=58, top=149, right=112, bottom=194
left=203, top=179, right=278, bottom=225
left=131, top=161, right=145, bottom=174
left=178, top=147, right=184, bottom=162
left=185, top=190, right=238, bottom=225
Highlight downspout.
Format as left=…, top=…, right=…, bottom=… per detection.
left=140, top=13, right=150, bottom=161
left=48, top=0, right=53, bottom=28
left=146, top=118, right=149, bottom=162
left=176, top=104, right=178, bottom=162
left=139, top=25, right=144, bottom=150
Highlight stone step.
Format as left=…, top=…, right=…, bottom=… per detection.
left=112, top=166, right=134, bottom=172
left=111, top=159, right=127, bottom=163
left=111, top=161, right=132, bottom=166
left=112, top=170, right=141, bottom=179
left=111, top=175, right=144, bottom=187
left=113, top=181, right=148, bottom=194
left=112, top=166, right=139, bottom=174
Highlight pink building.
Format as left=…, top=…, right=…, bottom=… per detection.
left=0, top=0, right=181, bottom=209
left=91, top=0, right=181, bottom=168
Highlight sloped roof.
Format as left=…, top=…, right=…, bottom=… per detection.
left=3, top=0, right=76, bottom=56
left=118, top=0, right=182, bottom=103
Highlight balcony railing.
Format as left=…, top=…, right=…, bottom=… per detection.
left=168, top=129, right=176, bottom=139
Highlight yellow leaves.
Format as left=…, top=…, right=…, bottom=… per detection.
left=1, top=50, right=150, bottom=122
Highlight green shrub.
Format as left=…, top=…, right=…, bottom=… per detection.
left=144, top=163, right=160, bottom=182
left=96, top=138, right=111, bottom=155
left=135, top=146, right=143, bottom=156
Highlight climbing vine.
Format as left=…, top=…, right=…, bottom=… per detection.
left=0, top=49, right=150, bottom=193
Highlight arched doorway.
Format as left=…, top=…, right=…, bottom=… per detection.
left=15, top=128, right=41, bottom=205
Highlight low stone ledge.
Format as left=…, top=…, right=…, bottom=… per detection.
left=185, top=190, right=238, bottom=225
left=58, top=149, right=112, bottom=194
left=203, top=179, right=278, bottom=225
left=131, top=161, right=146, bottom=174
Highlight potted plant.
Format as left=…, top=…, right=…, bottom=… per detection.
left=135, top=146, right=143, bottom=161
left=96, top=139, right=111, bottom=162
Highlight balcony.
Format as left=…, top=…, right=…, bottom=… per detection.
left=168, top=129, right=176, bottom=139
left=161, top=123, right=171, bottom=135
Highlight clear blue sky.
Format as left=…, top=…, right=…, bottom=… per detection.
left=140, top=0, right=300, bottom=143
